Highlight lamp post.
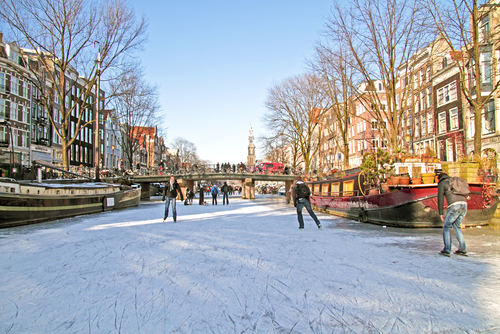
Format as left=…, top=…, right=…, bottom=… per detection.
left=0, top=120, right=15, bottom=176
left=405, top=133, right=411, bottom=154
left=111, top=145, right=115, bottom=168
left=94, top=43, right=101, bottom=182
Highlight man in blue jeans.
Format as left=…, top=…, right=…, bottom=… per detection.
left=292, top=177, right=321, bottom=230
left=162, top=176, right=184, bottom=222
left=437, top=172, right=467, bottom=257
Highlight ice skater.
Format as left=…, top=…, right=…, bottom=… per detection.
left=162, top=176, right=184, bottom=222
left=292, top=177, right=321, bottom=230
left=437, top=172, right=468, bottom=257
left=211, top=184, right=219, bottom=205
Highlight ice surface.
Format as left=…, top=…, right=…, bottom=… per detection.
left=1, top=195, right=499, bottom=333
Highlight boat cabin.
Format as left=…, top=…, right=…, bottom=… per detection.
left=307, top=173, right=366, bottom=197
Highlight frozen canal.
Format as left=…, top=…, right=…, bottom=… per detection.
left=1, top=195, right=500, bottom=333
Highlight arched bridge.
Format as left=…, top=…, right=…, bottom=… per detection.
left=132, top=172, right=296, bottom=200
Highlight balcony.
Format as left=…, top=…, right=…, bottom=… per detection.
left=37, top=138, right=49, bottom=146
left=36, top=116, right=47, bottom=125
left=0, top=139, right=9, bottom=148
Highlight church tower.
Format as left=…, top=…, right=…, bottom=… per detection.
left=247, top=126, right=256, bottom=167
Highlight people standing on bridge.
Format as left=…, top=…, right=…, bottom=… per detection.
left=221, top=182, right=230, bottom=205
left=211, top=184, right=219, bottom=205
left=198, top=186, right=205, bottom=205
left=292, top=177, right=321, bottom=230
left=162, top=176, right=184, bottom=222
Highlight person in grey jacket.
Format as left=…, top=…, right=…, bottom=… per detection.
left=437, top=172, right=467, bottom=256
left=162, top=176, right=184, bottom=222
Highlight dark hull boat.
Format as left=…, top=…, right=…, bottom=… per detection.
left=308, top=173, right=498, bottom=228
left=0, top=178, right=141, bottom=228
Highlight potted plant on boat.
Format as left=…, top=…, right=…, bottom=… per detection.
left=360, top=152, right=379, bottom=195
left=361, top=149, right=394, bottom=194
left=411, top=168, right=422, bottom=184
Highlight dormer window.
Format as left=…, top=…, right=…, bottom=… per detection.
left=442, top=57, right=448, bottom=69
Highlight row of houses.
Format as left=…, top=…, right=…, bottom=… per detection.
left=0, top=32, right=176, bottom=177
left=310, top=4, right=500, bottom=172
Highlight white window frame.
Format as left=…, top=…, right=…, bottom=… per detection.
left=449, top=108, right=459, bottom=130
left=438, top=111, right=447, bottom=134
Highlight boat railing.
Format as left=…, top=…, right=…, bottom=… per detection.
left=312, top=190, right=361, bottom=197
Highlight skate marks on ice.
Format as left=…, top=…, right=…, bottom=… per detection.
left=0, top=197, right=499, bottom=333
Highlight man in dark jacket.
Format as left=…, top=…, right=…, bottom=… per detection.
left=162, top=176, right=184, bottom=222
left=292, top=177, right=321, bottom=230
left=198, top=186, right=204, bottom=205
left=437, top=172, right=467, bottom=256
left=221, top=181, right=230, bottom=205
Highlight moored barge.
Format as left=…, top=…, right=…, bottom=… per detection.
left=307, top=173, right=498, bottom=228
left=0, top=177, right=141, bottom=228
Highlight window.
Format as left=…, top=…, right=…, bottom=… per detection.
left=438, top=112, right=447, bottom=133
left=343, top=180, right=354, bottom=196
left=437, top=82, right=457, bottom=106
left=8, top=48, right=18, bottom=62
left=442, top=57, right=448, bottom=69
left=427, top=87, right=432, bottom=108
left=415, top=92, right=420, bottom=113
left=427, top=67, right=431, bottom=81
left=480, top=16, right=490, bottom=42
left=450, top=108, right=459, bottom=130
left=0, top=73, right=5, bottom=93
left=10, top=77, right=18, bottom=95
left=372, top=138, right=379, bottom=148
left=470, top=116, right=475, bottom=139
left=481, top=52, right=491, bottom=84
left=421, top=92, right=426, bottom=111
left=427, top=112, right=433, bottom=134
left=371, top=120, right=378, bottom=129
left=415, top=119, right=420, bottom=138
left=483, top=100, right=495, bottom=134
left=332, top=183, right=340, bottom=196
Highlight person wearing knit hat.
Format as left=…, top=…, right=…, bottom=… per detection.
left=437, top=172, right=468, bottom=257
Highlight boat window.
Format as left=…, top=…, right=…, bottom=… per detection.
left=321, top=184, right=329, bottom=196
left=26, top=189, right=29, bottom=194
left=313, top=184, right=320, bottom=195
left=332, top=183, right=340, bottom=196
left=343, top=180, right=354, bottom=196
left=10, top=188, right=15, bottom=193
left=56, top=190, right=60, bottom=194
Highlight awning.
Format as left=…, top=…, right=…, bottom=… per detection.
left=32, top=151, right=53, bottom=163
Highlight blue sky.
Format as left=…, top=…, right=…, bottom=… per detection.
left=130, top=0, right=334, bottom=165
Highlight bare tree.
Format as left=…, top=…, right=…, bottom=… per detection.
left=109, top=67, right=160, bottom=169
left=427, top=0, right=500, bottom=155
left=170, top=137, right=200, bottom=166
left=260, top=135, right=289, bottom=164
left=311, top=44, right=358, bottom=169
left=0, top=0, right=147, bottom=169
left=324, top=0, right=429, bottom=152
left=263, top=73, right=331, bottom=173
